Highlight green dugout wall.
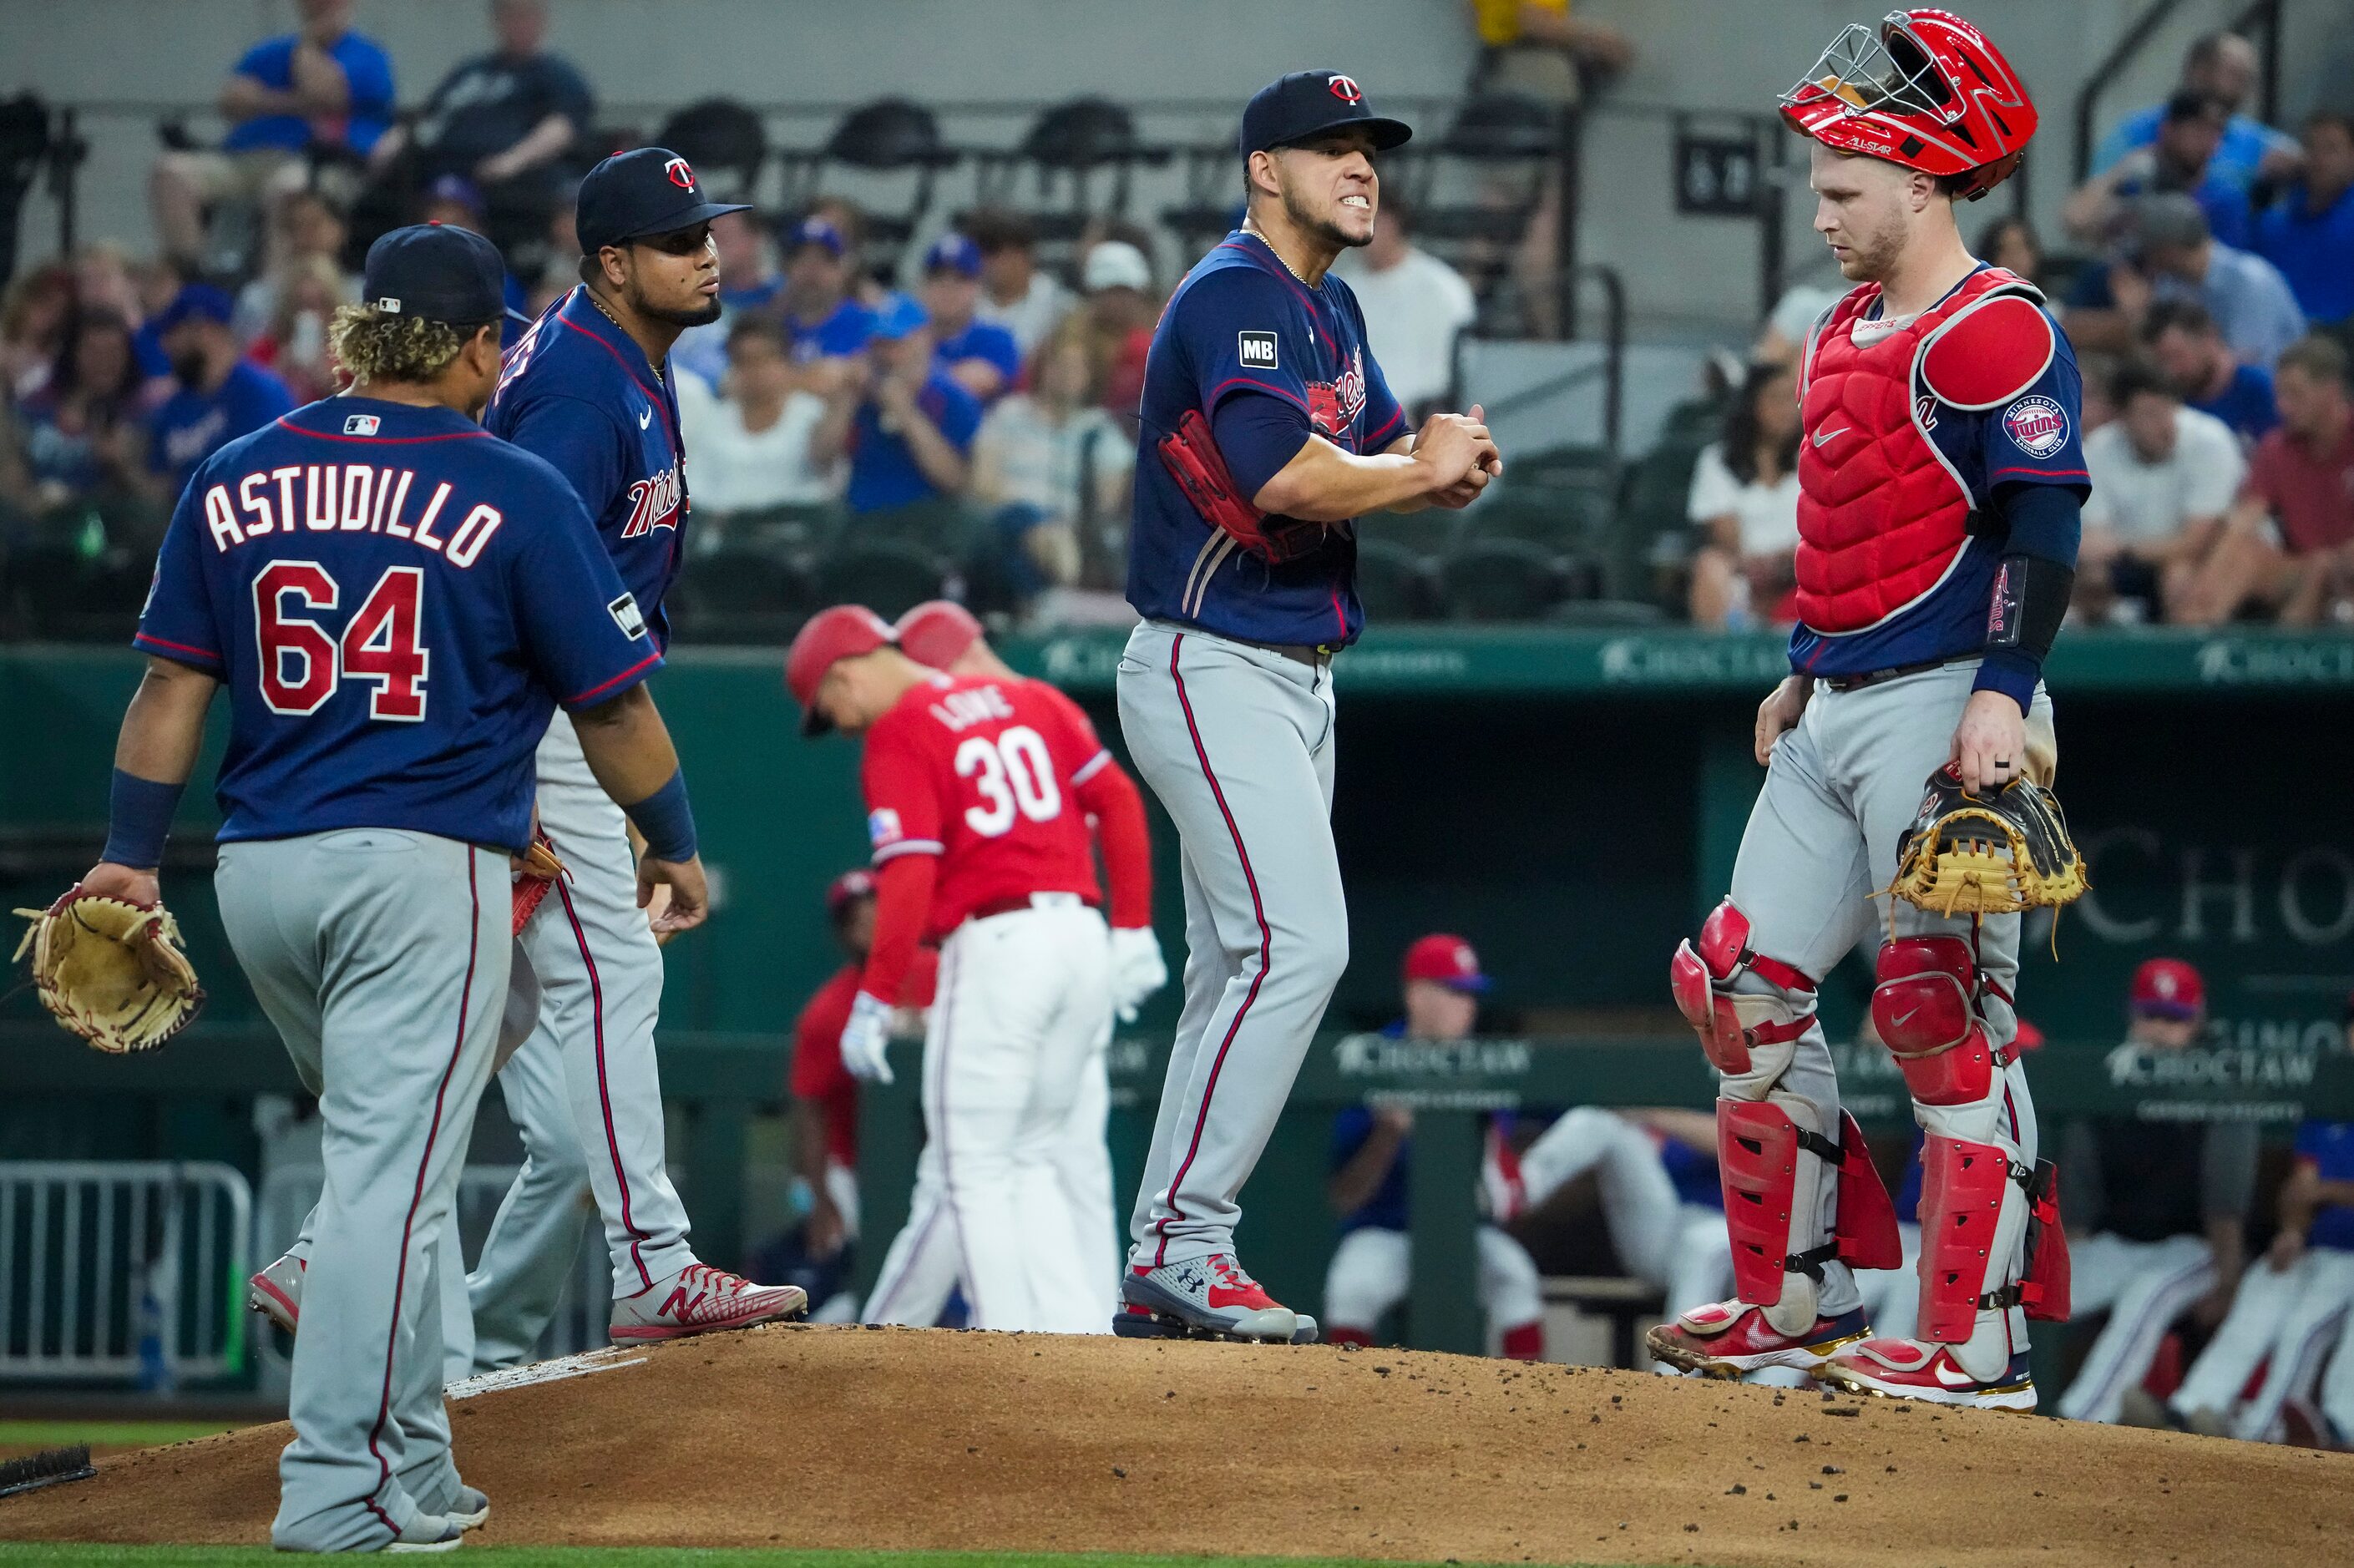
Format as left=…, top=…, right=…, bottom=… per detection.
left=3, top=629, right=2351, bottom=1355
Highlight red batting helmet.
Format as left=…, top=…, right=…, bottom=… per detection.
left=1779, top=9, right=2038, bottom=200
left=784, top=604, right=895, bottom=736
left=894, top=599, right=985, bottom=671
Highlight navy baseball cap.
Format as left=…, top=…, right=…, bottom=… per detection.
left=362, top=224, right=520, bottom=328
left=1239, top=71, right=1411, bottom=158
left=924, top=231, right=982, bottom=277
left=575, top=147, right=751, bottom=254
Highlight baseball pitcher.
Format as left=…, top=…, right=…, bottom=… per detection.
left=1648, top=10, right=2083, bottom=1409
left=1114, top=70, right=1500, bottom=1344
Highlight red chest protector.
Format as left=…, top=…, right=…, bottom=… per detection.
left=1793, top=266, right=2054, bottom=635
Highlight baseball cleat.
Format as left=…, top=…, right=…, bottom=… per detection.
left=610, top=1263, right=807, bottom=1342
left=1816, top=1338, right=2037, bottom=1411
left=444, top=1485, right=489, bottom=1531
left=247, top=1251, right=305, bottom=1335
left=1289, top=1311, right=1321, bottom=1346
left=1120, top=1255, right=1298, bottom=1343
left=1645, top=1299, right=1870, bottom=1378
left=385, top=1512, right=465, bottom=1553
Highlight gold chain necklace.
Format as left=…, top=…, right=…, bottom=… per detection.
left=585, top=287, right=663, bottom=384
left=1241, top=220, right=1317, bottom=288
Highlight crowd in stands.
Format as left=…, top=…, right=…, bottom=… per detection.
left=3, top=8, right=2347, bottom=637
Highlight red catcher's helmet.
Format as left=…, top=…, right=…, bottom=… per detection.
left=1779, top=9, right=2037, bottom=200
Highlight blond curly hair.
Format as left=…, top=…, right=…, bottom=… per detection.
left=327, top=303, right=478, bottom=386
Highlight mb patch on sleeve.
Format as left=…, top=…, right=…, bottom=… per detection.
left=607, top=592, right=648, bottom=640
left=1238, top=331, right=1278, bottom=370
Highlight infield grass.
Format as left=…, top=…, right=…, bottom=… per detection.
left=0, top=1549, right=1715, bottom=1568
left=0, top=1423, right=241, bottom=1454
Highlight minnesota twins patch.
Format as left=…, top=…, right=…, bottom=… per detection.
left=2001, top=395, right=2068, bottom=458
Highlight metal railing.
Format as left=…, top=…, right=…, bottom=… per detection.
left=0, top=1161, right=249, bottom=1385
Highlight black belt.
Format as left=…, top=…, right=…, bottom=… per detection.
left=1820, top=654, right=1971, bottom=694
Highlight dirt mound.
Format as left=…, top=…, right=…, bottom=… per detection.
left=4, top=1326, right=2350, bottom=1565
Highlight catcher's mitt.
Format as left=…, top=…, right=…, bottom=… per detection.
left=1890, top=765, right=2088, bottom=918
left=12, top=886, right=205, bottom=1054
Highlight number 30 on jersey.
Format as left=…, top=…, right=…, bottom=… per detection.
left=955, top=726, right=1061, bottom=836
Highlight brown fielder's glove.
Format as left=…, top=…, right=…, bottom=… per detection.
left=1890, top=764, right=2088, bottom=918
left=511, top=835, right=567, bottom=938
left=1157, top=409, right=1324, bottom=564
left=12, top=886, right=205, bottom=1054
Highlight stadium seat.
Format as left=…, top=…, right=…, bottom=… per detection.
left=777, top=99, right=959, bottom=268
left=655, top=99, right=768, bottom=203
left=980, top=98, right=1172, bottom=249
left=670, top=548, right=815, bottom=645
left=813, top=541, right=947, bottom=622
left=1354, top=538, right=1440, bottom=622
left=1440, top=538, right=1574, bottom=621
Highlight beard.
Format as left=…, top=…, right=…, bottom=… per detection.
left=628, top=282, right=723, bottom=329
left=1281, top=184, right=1369, bottom=251
left=1834, top=215, right=1906, bottom=281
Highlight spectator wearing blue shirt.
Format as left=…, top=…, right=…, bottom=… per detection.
left=781, top=216, right=874, bottom=366
left=2133, top=194, right=2306, bottom=369
left=11, top=309, right=150, bottom=509
left=919, top=233, right=1022, bottom=404
left=2091, top=32, right=2301, bottom=195
left=2144, top=299, right=2280, bottom=446
left=2255, top=110, right=2354, bottom=327
left=149, top=0, right=396, bottom=268
left=2066, top=92, right=2252, bottom=252
left=141, top=286, right=295, bottom=505
left=809, top=293, right=980, bottom=519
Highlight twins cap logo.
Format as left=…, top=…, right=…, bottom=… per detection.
left=342, top=413, right=381, bottom=437
left=607, top=591, right=647, bottom=640
left=1328, top=74, right=1364, bottom=103
left=2002, top=395, right=2069, bottom=459
left=1238, top=331, right=1278, bottom=369
left=663, top=156, right=696, bottom=191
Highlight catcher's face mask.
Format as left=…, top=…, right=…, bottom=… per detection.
left=1779, top=8, right=2038, bottom=200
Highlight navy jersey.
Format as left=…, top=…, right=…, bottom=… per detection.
left=134, top=397, right=660, bottom=852
left=1790, top=275, right=2088, bottom=680
left=1128, top=230, right=1408, bottom=648
left=485, top=287, right=689, bottom=646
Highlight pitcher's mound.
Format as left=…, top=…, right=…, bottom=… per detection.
left=4, top=1325, right=2350, bottom=1565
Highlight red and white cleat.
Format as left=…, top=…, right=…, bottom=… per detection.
left=1645, top=1299, right=1870, bottom=1378
left=609, top=1264, right=807, bottom=1342
left=247, top=1251, right=305, bottom=1335
left=1816, top=1338, right=2038, bottom=1411
left=1119, top=1254, right=1299, bottom=1342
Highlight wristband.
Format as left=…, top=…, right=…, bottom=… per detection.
left=623, top=768, right=698, bottom=863
left=101, top=768, right=185, bottom=870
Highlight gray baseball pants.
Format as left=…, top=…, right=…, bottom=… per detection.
left=217, top=830, right=504, bottom=1552
left=1116, top=621, right=1345, bottom=1271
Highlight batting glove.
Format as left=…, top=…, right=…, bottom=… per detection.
left=1108, top=926, right=1168, bottom=1024
left=839, top=990, right=894, bottom=1084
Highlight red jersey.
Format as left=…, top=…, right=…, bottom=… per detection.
left=861, top=672, right=1106, bottom=936
left=789, top=950, right=939, bottom=1166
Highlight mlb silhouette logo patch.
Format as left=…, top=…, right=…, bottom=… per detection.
left=343, top=414, right=381, bottom=436
left=1238, top=331, right=1278, bottom=370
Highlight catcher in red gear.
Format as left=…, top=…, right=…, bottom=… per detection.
left=1648, top=9, right=2081, bottom=1410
